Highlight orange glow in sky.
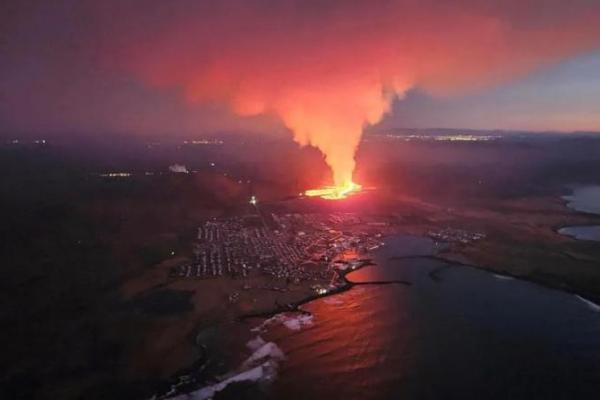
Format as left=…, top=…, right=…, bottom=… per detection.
left=105, top=1, right=600, bottom=186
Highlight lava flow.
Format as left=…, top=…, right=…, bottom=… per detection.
left=305, top=181, right=362, bottom=200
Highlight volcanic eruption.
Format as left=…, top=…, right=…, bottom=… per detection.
left=97, top=0, right=600, bottom=199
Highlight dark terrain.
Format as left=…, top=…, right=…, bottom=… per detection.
left=1, top=130, right=600, bottom=399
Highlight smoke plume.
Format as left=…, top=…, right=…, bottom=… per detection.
left=97, top=0, right=600, bottom=186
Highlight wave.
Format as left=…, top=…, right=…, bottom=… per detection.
left=167, top=361, right=276, bottom=400
left=574, top=295, right=600, bottom=312
left=246, top=335, right=267, bottom=351
left=166, top=311, right=316, bottom=399
left=167, top=338, right=285, bottom=400
left=282, top=314, right=313, bottom=331
left=252, top=313, right=314, bottom=333
left=493, top=274, right=514, bottom=281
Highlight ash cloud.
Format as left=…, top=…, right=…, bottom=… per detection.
left=97, top=0, right=600, bottom=185
left=3, top=1, right=600, bottom=184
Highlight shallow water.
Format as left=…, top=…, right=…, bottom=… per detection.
left=559, top=226, right=600, bottom=242
left=560, top=185, right=600, bottom=241
left=563, top=185, right=600, bottom=215
left=260, top=235, right=600, bottom=400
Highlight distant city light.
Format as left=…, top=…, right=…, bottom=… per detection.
left=378, top=133, right=501, bottom=142
left=183, top=139, right=224, bottom=145
left=99, top=172, right=131, bottom=178
left=249, top=195, right=257, bottom=205
left=169, top=164, right=189, bottom=173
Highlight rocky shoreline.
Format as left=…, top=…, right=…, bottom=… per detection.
left=152, top=223, right=600, bottom=399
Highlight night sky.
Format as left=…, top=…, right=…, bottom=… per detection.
left=2, top=0, right=600, bottom=138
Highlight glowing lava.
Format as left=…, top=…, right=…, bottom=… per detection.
left=305, top=181, right=362, bottom=200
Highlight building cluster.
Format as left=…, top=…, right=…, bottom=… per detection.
left=427, top=227, right=486, bottom=244
left=99, top=172, right=132, bottom=178
left=182, top=138, right=224, bottom=145
left=170, top=212, right=385, bottom=285
left=372, top=133, right=500, bottom=142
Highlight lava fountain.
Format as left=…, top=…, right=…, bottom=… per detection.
left=103, top=1, right=600, bottom=203
left=305, top=181, right=362, bottom=200
left=274, top=84, right=389, bottom=201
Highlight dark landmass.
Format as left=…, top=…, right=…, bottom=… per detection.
left=1, top=131, right=600, bottom=399
left=130, top=289, right=195, bottom=316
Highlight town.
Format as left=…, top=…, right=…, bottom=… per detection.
left=169, top=212, right=386, bottom=288
left=427, top=227, right=486, bottom=244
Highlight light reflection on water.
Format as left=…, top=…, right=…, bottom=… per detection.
left=261, top=235, right=600, bottom=400
left=266, top=285, right=414, bottom=400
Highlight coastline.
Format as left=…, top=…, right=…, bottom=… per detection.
left=238, top=259, right=410, bottom=321
left=151, top=185, right=600, bottom=399
left=156, top=227, right=600, bottom=400
left=434, top=248, right=600, bottom=305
